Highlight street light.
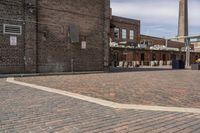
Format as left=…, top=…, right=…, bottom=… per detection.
left=168, top=35, right=200, bottom=67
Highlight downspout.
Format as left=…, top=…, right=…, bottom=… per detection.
left=23, top=0, right=26, bottom=73
left=103, top=0, right=110, bottom=72
left=36, top=0, right=39, bottom=73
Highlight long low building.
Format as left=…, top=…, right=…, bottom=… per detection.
left=110, top=47, right=200, bottom=67
left=140, top=35, right=185, bottom=49
left=109, top=15, right=200, bottom=67
left=0, top=0, right=110, bottom=74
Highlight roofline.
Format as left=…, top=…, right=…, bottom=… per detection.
left=141, top=34, right=185, bottom=44
left=141, top=34, right=165, bottom=40
left=112, top=15, right=140, bottom=23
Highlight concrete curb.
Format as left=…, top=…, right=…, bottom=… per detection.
left=6, top=77, right=200, bottom=114
left=0, top=71, right=104, bottom=78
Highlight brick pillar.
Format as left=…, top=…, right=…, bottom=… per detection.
left=24, top=0, right=37, bottom=73
left=103, top=0, right=110, bottom=72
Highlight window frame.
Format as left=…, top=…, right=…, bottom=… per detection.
left=114, top=27, right=120, bottom=39
left=122, top=28, right=127, bottom=40
left=129, top=30, right=134, bottom=40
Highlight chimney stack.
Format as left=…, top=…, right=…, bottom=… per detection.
left=178, top=0, right=188, bottom=42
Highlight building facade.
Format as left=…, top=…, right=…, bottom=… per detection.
left=110, top=16, right=140, bottom=46
left=192, top=42, right=200, bottom=52
left=140, top=35, right=185, bottom=49
left=0, top=0, right=110, bottom=74
left=110, top=47, right=200, bottom=67
left=109, top=16, right=200, bottom=67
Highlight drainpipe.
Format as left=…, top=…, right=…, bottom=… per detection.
left=36, top=0, right=39, bottom=73
left=71, top=58, right=74, bottom=73
left=23, top=0, right=26, bottom=73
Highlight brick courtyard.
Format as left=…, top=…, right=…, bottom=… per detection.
left=17, top=70, right=200, bottom=108
left=1, top=78, right=200, bottom=133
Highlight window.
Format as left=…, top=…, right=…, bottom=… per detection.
left=122, top=29, right=127, bottom=39
left=149, top=41, right=153, bottom=45
left=114, top=28, right=120, bottom=39
left=152, top=53, right=156, bottom=61
left=171, top=54, right=176, bottom=60
left=141, top=53, right=145, bottom=61
left=163, top=54, right=166, bottom=61
left=130, top=30, right=134, bottom=40
left=3, top=24, right=22, bottom=35
left=69, top=24, right=79, bottom=43
left=0, top=25, right=3, bottom=33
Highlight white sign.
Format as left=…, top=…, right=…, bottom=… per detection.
left=81, top=41, right=87, bottom=49
left=10, top=36, right=17, bottom=46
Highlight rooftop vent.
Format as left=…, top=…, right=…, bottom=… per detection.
left=69, top=24, right=79, bottom=43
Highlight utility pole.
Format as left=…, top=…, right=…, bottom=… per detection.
left=185, top=38, right=190, bottom=67
left=169, top=35, right=200, bottom=68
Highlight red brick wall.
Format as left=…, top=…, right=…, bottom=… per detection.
left=0, top=0, right=110, bottom=74
left=37, top=0, right=110, bottom=72
left=141, top=35, right=185, bottom=49
left=110, top=47, right=200, bottom=65
left=110, top=16, right=140, bottom=45
left=0, top=1, right=28, bottom=73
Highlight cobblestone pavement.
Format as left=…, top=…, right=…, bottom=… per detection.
left=17, top=70, right=200, bottom=108
left=1, top=78, right=200, bottom=133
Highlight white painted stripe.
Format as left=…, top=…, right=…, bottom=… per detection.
left=6, top=77, right=200, bottom=113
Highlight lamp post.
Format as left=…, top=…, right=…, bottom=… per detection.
left=165, top=39, right=168, bottom=47
left=168, top=35, right=200, bottom=68
left=185, top=38, right=190, bottom=67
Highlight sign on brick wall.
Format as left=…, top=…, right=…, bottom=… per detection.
left=81, top=41, right=87, bottom=49
left=10, top=36, right=17, bottom=46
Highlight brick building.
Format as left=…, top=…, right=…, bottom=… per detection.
left=0, top=0, right=110, bottom=74
left=109, top=16, right=200, bottom=67
left=192, top=42, right=200, bottom=52
left=140, top=35, right=185, bottom=49
left=110, top=47, right=200, bottom=67
left=110, top=16, right=140, bottom=45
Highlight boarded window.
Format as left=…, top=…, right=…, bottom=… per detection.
left=69, top=24, right=79, bottom=43
left=3, top=24, right=22, bottom=35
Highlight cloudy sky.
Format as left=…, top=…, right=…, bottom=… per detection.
left=111, top=0, right=200, bottom=38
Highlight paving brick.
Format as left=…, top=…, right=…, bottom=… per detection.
left=17, top=70, right=200, bottom=108
left=1, top=78, right=200, bottom=132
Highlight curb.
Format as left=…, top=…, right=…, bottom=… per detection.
left=0, top=71, right=104, bottom=78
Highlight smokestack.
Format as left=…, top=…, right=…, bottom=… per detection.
left=178, top=0, right=188, bottom=42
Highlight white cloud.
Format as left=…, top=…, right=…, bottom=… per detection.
left=111, top=0, right=200, bottom=37
left=112, top=1, right=178, bottom=25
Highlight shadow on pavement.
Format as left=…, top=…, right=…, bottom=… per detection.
left=109, top=66, right=177, bottom=73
